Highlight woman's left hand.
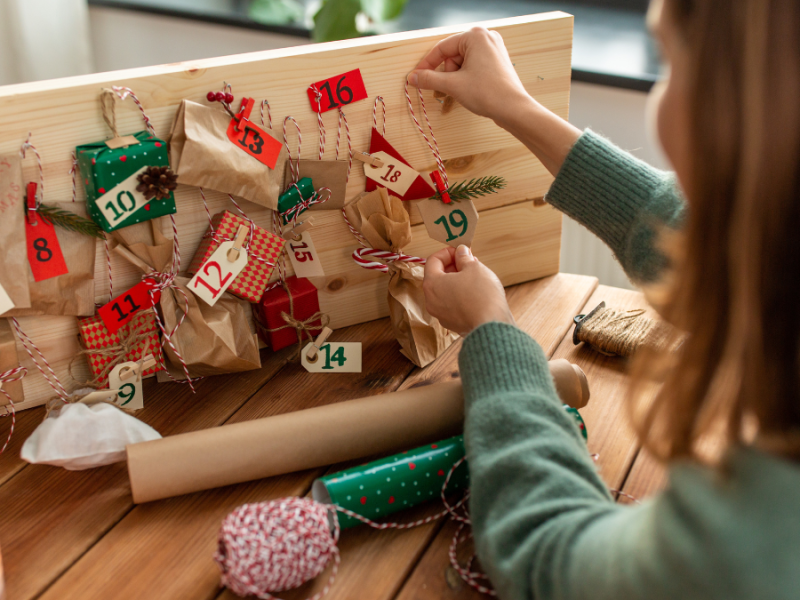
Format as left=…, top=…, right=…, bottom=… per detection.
left=423, top=245, right=516, bottom=337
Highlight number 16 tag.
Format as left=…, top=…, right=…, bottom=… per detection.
left=302, top=342, right=362, bottom=373
left=189, top=237, right=248, bottom=306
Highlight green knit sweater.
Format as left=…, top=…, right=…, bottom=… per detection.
left=459, top=130, right=800, bottom=600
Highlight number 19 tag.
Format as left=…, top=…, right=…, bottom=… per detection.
left=301, top=342, right=362, bottom=373
left=286, top=230, right=324, bottom=279
left=189, top=240, right=248, bottom=306
left=416, top=198, right=479, bottom=248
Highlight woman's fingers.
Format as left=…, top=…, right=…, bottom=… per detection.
left=424, top=247, right=457, bottom=277
left=414, top=33, right=466, bottom=72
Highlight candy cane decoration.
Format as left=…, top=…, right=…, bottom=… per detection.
left=0, top=367, right=26, bottom=455
left=404, top=80, right=448, bottom=188
left=351, top=248, right=426, bottom=273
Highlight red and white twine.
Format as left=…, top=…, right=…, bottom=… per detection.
left=11, top=318, right=69, bottom=403
left=372, top=96, right=386, bottom=136
left=0, top=367, right=26, bottom=455
left=335, top=108, right=352, bottom=181
left=283, top=116, right=302, bottom=185
left=404, top=80, right=448, bottom=188
left=260, top=99, right=273, bottom=130
left=279, top=186, right=330, bottom=226
left=19, top=133, right=44, bottom=211
left=108, top=86, right=156, bottom=136
left=351, top=248, right=426, bottom=273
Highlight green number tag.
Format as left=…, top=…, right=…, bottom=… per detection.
left=417, top=198, right=479, bottom=248
left=302, top=342, right=362, bottom=373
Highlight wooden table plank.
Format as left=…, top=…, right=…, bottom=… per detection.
left=0, top=407, right=43, bottom=486
left=0, top=345, right=297, bottom=600
left=242, top=275, right=599, bottom=600
left=395, top=285, right=660, bottom=600
left=618, top=449, right=667, bottom=504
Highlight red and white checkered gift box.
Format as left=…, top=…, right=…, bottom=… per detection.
left=78, top=310, right=164, bottom=387
left=189, top=210, right=285, bottom=303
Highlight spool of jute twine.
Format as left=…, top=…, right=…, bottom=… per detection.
left=573, top=302, right=680, bottom=358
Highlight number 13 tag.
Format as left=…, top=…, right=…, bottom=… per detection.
left=189, top=240, right=248, bottom=306
left=364, top=151, right=420, bottom=197
left=286, top=231, right=324, bottom=279
left=302, top=342, right=362, bottom=373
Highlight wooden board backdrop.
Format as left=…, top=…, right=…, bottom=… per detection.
left=0, top=12, right=573, bottom=411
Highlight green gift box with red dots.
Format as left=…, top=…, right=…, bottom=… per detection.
left=312, top=435, right=470, bottom=529
left=76, top=130, right=177, bottom=232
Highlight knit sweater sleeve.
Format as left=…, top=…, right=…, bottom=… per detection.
left=545, top=129, right=685, bottom=283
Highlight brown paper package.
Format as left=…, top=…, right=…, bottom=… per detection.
left=127, top=359, right=589, bottom=503
left=0, top=320, right=24, bottom=407
left=346, top=188, right=457, bottom=367
left=0, top=155, right=31, bottom=311
left=286, top=159, right=349, bottom=211
left=169, top=100, right=288, bottom=210
left=112, top=221, right=261, bottom=379
left=6, top=203, right=97, bottom=317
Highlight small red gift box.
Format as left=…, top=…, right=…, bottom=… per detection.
left=258, top=276, right=323, bottom=351
left=78, top=310, right=164, bottom=387
left=189, top=210, right=285, bottom=303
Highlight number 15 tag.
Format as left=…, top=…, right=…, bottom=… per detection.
left=286, top=230, right=324, bottom=279
left=301, top=342, right=362, bottom=373
left=189, top=240, right=248, bottom=306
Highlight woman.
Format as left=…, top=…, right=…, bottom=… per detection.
left=413, top=0, right=800, bottom=598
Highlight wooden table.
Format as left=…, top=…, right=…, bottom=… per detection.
left=0, top=274, right=668, bottom=600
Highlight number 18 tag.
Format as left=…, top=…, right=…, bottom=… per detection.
left=364, top=151, right=420, bottom=197
left=286, top=230, right=324, bottom=279
left=189, top=240, right=248, bottom=306
left=301, top=342, right=362, bottom=373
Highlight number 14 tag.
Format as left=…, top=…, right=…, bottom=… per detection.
left=189, top=240, right=248, bottom=306
left=301, top=342, right=362, bottom=373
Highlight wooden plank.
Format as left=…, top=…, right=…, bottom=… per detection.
left=1, top=12, right=571, bottom=410
left=618, top=449, right=667, bottom=504
left=395, top=285, right=661, bottom=600
left=0, top=407, right=42, bottom=486
left=217, top=275, right=598, bottom=600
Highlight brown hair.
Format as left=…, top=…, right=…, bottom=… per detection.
left=631, top=0, right=800, bottom=462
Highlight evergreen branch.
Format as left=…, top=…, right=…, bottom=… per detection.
left=35, top=204, right=105, bottom=239
left=432, top=175, right=506, bottom=202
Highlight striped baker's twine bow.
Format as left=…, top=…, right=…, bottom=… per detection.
left=351, top=248, right=426, bottom=273
left=404, top=80, right=448, bottom=189
left=279, top=186, right=331, bottom=227
left=0, top=367, right=27, bottom=455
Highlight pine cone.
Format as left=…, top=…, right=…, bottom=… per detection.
left=136, top=165, right=178, bottom=201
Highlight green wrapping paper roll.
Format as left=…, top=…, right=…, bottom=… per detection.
left=312, top=435, right=469, bottom=529
left=278, top=177, right=314, bottom=224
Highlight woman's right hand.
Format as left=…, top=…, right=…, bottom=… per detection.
left=407, top=27, right=531, bottom=127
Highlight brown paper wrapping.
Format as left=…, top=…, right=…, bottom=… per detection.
left=350, top=188, right=456, bottom=367
left=0, top=320, right=24, bottom=407
left=169, top=100, right=288, bottom=210
left=6, top=203, right=97, bottom=317
left=287, top=159, right=349, bottom=211
left=0, top=155, right=31, bottom=311
left=127, top=360, right=589, bottom=503
left=112, top=221, right=261, bottom=379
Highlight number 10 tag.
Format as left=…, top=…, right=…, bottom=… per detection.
left=189, top=239, right=248, bottom=306
left=301, top=342, right=362, bottom=373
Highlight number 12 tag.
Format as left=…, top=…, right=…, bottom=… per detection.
left=364, top=151, right=420, bottom=197
left=286, top=231, right=324, bottom=278
left=301, top=342, right=362, bottom=373
left=189, top=240, right=248, bottom=306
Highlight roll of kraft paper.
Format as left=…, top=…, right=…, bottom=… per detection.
left=127, top=359, right=589, bottom=503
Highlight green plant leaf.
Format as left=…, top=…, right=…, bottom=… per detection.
left=313, top=0, right=362, bottom=42
left=248, top=0, right=304, bottom=25
left=360, top=0, right=407, bottom=22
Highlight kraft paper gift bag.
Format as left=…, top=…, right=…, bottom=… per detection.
left=346, top=188, right=457, bottom=367
left=286, top=159, right=349, bottom=211
left=169, top=100, right=288, bottom=210
left=6, top=202, right=97, bottom=317
left=0, top=155, right=31, bottom=312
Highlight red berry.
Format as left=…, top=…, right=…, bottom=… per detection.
left=206, top=91, right=216, bottom=102
left=98, top=188, right=106, bottom=194
left=409, top=463, right=416, bottom=470
left=215, top=92, right=225, bottom=102
left=119, top=155, right=127, bottom=162
left=224, top=93, right=234, bottom=104
left=360, top=496, right=367, bottom=505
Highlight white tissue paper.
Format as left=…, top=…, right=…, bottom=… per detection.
left=21, top=402, right=161, bottom=470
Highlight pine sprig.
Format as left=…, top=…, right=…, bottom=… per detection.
left=432, top=175, right=506, bottom=202
left=35, top=204, right=105, bottom=240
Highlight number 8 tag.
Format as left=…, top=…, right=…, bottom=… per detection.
left=188, top=240, right=248, bottom=306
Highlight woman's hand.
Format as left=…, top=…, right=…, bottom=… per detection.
left=423, top=245, right=516, bottom=337
left=407, top=27, right=529, bottom=126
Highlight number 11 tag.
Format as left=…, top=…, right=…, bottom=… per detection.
left=301, top=342, right=362, bottom=373
left=189, top=239, right=248, bottom=306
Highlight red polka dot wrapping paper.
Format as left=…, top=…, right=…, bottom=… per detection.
left=77, top=309, right=164, bottom=387
left=188, top=210, right=285, bottom=304
left=312, top=435, right=469, bottom=529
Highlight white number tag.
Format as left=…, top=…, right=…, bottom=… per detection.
left=0, top=282, right=14, bottom=316
left=188, top=241, right=248, bottom=306
left=97, top=166, right=150, bottom=227
left=365, top=151, right=420, bottom=197
left=301, top=342, right=362, bottom=373
left=417, top=198, right=479, bottom=248
left=287, top=231, right=324, bottom=278
left=108, top=361, right=144, bottom=410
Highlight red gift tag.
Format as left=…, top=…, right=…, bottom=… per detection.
left=24, top=182, right=69, bottom=282
left=307, top=69, right=368, bottom=113
left=227, top=97, right=283, bottom=169
left=429, top=171, right=451, bottom=204
left=98, top=279, right=161, bottom=334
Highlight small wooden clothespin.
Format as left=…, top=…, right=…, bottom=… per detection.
left=119, top=353, right=157, bottom=381
left=283, top=216, right=315, bottom=242
left=78, top=389, right=122, bottom=406
left=354, top=152, right=384, bottom=169
left=305, top=326, right=332, bottom=363
left=227, top=224, right=249, bottom=262
left=430, top=171, right=451, bottom=204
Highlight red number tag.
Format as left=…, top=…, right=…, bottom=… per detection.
left=226, top=97, right=283, bottom=169
left=307, top=69, right=368, bottom=113
left=24, top=183, right=69, bottom=282
left=97, top=279, right=161, bottom=334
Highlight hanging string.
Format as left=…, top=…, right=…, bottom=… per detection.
left=104, top=86, right=157, bottom=137
left=0, top=367, right=27, bottom=455
left=19, top=133, right=44, bottom=212
left=372, top=96, right=386, bottom=137
left=260, top=99, right=272, bottom=130
left=335, top=108, right=352, bottom=181
left=11, top=318, right=69, bottom=402
left=404, top=80, right=448, bottom=188
left=308, top=85, right=326, bottom=160
left=283, top=116, right=302, bottom=185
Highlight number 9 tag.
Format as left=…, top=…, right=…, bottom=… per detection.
left=301, top=342, right=362, bottom=373
left=188, top=240, right=248, bottom=306
left=108, top=361, right=144, bottom=410
left=416, top=198, right=479, bottom=248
